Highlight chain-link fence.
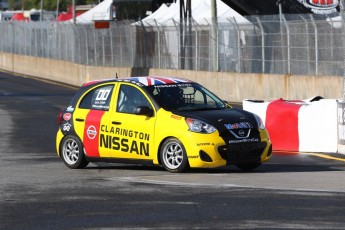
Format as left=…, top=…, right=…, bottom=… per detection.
left=0, top=14, right=345, bottom=76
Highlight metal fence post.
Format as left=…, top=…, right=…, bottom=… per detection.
left=73, top=26, right=77, bottom=63
left=229, top=18, right=241, bottom=73
left=71, top=26, right=77, bottom=63
left=47, top=25, right=50, bottom=58
left=66, top=25, right=70, bottom=61
left=102, top=29, right=105, bottom=66
left=110, top=25, right=114, bottom=67
left=310, top=15, right=318, bottom=75
left=83, top=26, right=89, bottom=65
left=11, top=22, right=15, bottom=54
left=256, top=17, right=265, bottom=73
left=282, top=15, right=290, bottom=74
left=24, top=24, right=27, bottom=55
left=94, top=28, right=98, bottom=66
left=78, top=26, right=83, bottom=64
left=57, top=24, right=61, bottom=60
left=35, top=25, right=38, bottom=57
left=194, top=21, right=198, bottom=71
left=0, top=24, right=2, bottom=52
left=120, top=24, right=124, bottom=67
left=300, top=15, right=311, bottom=74
left=130, top=23, right=134, bottom=67
left=172, top=19, right=181, bottom=69
left=154, top=20, right=161, bottom=68
left=40, top=24, right=45, bottom=57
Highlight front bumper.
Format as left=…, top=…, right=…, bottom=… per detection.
left=218, top=142, right=272, bottom=164
left=181, top=129, right=272, bottom=168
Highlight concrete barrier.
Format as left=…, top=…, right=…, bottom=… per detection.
left=0, top=52, right=343, bottom=102
left=244, top=98, right=338, bottom=153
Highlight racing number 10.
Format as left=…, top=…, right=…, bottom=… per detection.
left=96, top=89, right=111, bottom=101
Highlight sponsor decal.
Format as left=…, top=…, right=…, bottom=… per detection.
left=62, top=123, right=72, bottom=132
left=229, top=138, right=259, bottom=144
left=197, top=143, right=211, bottom=146
left=86, top=125, right=97, bottom=139
left=83, top=110, right=105, bottom=157
left=225, top=123, right=252, bottom=139
left=224, top=122, right=253, bottom=130
left=153, top=83, right=192, bottom=89
left=101, top=125, right=150, bottom=140
left=66, top=106, right=74, bottom=112
left=188, top=155, right=199, bottom=159
left=297, top=0, right=339, bottom=14
left=91, top=86, right=113, bottom=110
left=171, top=114, right=182, bottom=120
left=100, top=135, right=149, bottom=156
left=63, top=113, right=72, bottom=121
left=100, top=125, right=150, bottom=156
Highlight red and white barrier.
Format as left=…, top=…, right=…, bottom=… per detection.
left=243, top=98, right=338, bottom=153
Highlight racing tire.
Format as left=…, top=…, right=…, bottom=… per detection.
left=235, top=162, right=261, bottom=171
left=160, top=138, right=189, bottom=173
left=61, top=135, right=89, bottom=169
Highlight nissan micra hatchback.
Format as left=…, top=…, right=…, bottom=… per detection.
left=56, top=76, right=272, bottom=172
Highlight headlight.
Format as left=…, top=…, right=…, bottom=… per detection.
left=254, top=114, right=265, bottom=130
left=185, top=118, right=216, bottom=134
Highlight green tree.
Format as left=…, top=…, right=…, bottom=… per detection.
left=8, top=0, right=21, bottom=10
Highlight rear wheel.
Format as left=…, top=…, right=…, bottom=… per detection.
left=160, top=138, right=189, bottom=173
left=61, top=135, right=89, bottom=169
left=235, top=163, right=261, bottom=171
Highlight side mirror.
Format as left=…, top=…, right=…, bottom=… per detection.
left=135, top=106, right=154, bottom=117
left=223, top=100, right=232, bottom=109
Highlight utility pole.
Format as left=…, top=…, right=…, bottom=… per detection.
left=179, top=0, right=192, bottom=69
left=211, top=0, right=218, bottom=71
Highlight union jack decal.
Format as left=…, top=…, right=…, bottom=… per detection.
left=129, top=77, right=191, bottom=86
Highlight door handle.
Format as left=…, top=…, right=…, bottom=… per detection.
left=112, top=121, right=122, bottom=125
left=75, top=118, right=85, bottom=122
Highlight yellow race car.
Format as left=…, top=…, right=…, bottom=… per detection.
left=56, top=76, right=272, bottom=172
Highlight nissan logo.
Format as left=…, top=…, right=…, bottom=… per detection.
left=87, top=125, right=97, bottom=139
left=238, top=130, right=245, bottom=137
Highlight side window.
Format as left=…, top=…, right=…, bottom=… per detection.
left=79, top=85, right=114, bottom=111
left=117, top=85, right=151, bottom=114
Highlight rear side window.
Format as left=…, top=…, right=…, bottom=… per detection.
left=117, top=84, right=152, bottom=114
left=79, top=85, right=114, bottom=111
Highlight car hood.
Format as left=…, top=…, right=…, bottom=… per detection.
left=173, top=108, right=258, bottom=135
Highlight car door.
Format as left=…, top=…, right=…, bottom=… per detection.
left=73, top=83, right=117, bottom=158
left=101, top=83, right=156, bottom=160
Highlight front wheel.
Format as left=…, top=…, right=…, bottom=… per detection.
left=61, top=135, right=89, bottom=169
left=160, top=138, right=189, bottom=173
left=235, top=163, right=261, bottom=171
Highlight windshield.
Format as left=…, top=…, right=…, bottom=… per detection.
left=146, top=83, right=227, bottom=111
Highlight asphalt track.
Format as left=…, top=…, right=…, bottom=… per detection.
left=1, top=72, right=345, bottom=229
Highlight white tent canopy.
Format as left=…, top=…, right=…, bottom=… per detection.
left=69, top=0, right=113, bottom=24
left=136, top=0, right=250, bottom=26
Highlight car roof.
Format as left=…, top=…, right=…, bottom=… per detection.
left=82, top=76, right=193, bottom=87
